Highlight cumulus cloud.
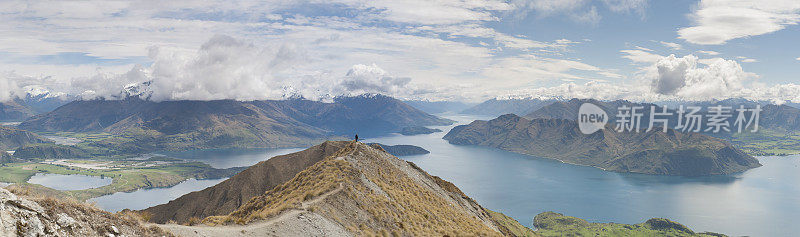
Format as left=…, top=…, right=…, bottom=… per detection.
left=0, top=72, right=63, bottom=102
left=0, top=76, right=16, bottom=102
left=650, top=54, right=756, bottom=100
left=55, top=35, right=431, bottom=102
left=338, top=64, right=412, bottom=96
left=678, top=0, right=800, bottom=45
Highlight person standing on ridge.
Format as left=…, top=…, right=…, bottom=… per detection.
left=354, top=134, right=359, bottom=142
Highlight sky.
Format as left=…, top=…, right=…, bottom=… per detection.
left=0, top=0, right=799, bottom=103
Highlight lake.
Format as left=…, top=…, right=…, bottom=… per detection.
left=89, top=147, right=303, bottom=212
left=89, top=178, right=227, bottom=212
left=363, top=114, right=800, bottom=237
left=27, top=173, right=112, bottom=190
left=87, top=113, right=798, bottom=236
left=161, top=147, right=304, bottom=169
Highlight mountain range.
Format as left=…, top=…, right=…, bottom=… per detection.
left=403, top=100, right=473, bottom=114
left=463, top=97, right=800, bottom=134
left=461, top=98, right=557, bottom=117
left=17, top=94, right=452, bottom=151
left=444, top=114, right=761, bottom=176
left=524, top=98, right=800, bottom=135
left=0, top=125, right=51, bottom=151
left=0, top=93, right=74, bottom=122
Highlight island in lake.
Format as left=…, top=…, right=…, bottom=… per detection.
left=400, top=126, right=442, bottom=135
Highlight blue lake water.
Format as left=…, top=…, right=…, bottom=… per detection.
left=89, top=178, right=227, bottom=213
left=85, top=113, right=799, bottom=236
left=363, top=114, right=800, bottom=237
left=89, top=147, right=303, bottom=212
left=27, top=173, right=112, bottom=190
left=161, top=147, right=304, bottom=169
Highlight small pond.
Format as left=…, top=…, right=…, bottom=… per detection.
left=27, top=173, right=112, bottom=190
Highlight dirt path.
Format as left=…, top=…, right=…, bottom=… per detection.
left=159, top=210, right=351, bottom=237
left=157, top=184, right=350, bottom=237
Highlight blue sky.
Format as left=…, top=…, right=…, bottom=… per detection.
left=0, top=0, right=798, bottom=103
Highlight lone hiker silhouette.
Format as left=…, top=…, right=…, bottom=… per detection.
left=354, top=134, right=359, bottom=142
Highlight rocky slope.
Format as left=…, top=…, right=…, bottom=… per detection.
left=149, top=142, right=530, bottom=236
left=444, top=114, right=761, bottom=176
left=0, top=126, right=51, bottom=151
left=0, top=187, right=171, bottom=237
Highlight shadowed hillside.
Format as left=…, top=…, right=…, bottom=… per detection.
left=0, top=125, right=51, bottom=151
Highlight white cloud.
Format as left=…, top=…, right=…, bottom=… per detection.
left=511, top=0, right=601, bottom=24
left=336, top=64, right=416, bottom=97
left=696, top=50, right=720, bottom=55
left=570, top=6, right=602, bottom=25
left=620, top=49, right=663, bottom=63
left=0, top=0, right=609, bottom=103
left=659, top=41, right=682, bottom=50
left=355, top=0, right=513, bottom=25
left=510, top=0, right=648, bottom=25
left=741, top=58, right=758, bottom=63
left=503, top=53, right=800, bottom=103
left=56, top=36, right=432, bottom=102
left=481, top=54, right=620, bottom=88
left=796, top=57, right=800, bottom=61
left=601, top=0, right=648, bottom=16
left=500, top=80, right=657, bottom=101
left=735, top=56, right=758, bottom=63
left=678, top=0, right=800, bottom=45
left=650, top=54, right=756, bottom=100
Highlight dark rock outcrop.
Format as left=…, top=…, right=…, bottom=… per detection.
left=0, top=187, right=171, bottom=236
